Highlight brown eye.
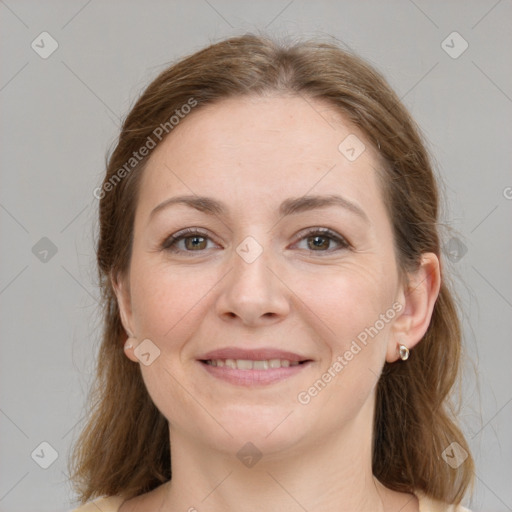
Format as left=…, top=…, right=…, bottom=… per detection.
left=184, top=236, right=207, bottom=250
left=307, top=235, right=331, bottom=251
left=293, top=228, right=350, bottom=254
left=162, top=229, right=218, bottom=253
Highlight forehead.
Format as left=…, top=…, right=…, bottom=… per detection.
left=138, top=94, right=385, bottom=217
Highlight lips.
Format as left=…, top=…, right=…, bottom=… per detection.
left=197, top=347, right=313, bottom=386
left=198, top=347, right=311, bottom=363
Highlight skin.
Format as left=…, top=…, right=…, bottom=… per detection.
left=114, top=95, right=440, bottom=512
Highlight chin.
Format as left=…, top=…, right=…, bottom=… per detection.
left=211, top=405, right=308, bottom=454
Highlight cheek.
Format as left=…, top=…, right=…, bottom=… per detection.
left=294, top=266, right=396, bottom=417
left=128, top=258, right=223, bottom=428
left=129, top=256, right=220, bottom=340
left=299, top=258, right=398, bottom=398
left=304, top=259, right=397, bottom=341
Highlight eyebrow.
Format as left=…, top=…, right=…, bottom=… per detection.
left=279, top=195, right=369, bottom=223
left=150, top=194, right=369, bottom=223
left=150, top=195, right=225, bottom=218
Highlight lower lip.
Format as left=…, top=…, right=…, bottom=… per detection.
left=198, top=361, right=312, bottom=386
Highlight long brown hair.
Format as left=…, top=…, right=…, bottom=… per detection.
left=70, top=33, right=474, bottom=504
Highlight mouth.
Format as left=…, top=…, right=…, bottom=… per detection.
left=197, top=348, right=313, bottom=386
left=200, top=358, right=309, bottom=369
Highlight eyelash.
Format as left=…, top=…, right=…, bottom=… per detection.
left=161, top=228, right=215, bottom=253
left=161, top=227, right=350, bottom=255
left=294, top=227, right=350, bottom=253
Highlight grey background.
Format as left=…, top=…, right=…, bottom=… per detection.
left=0, top=1, right=511, bottom=511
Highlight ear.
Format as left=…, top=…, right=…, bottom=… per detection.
left=111, top=270, right=139, bottom=363
left=386, top=253, right=441, bottom=363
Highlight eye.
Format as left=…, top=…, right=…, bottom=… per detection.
left=293, top=227, right=350, bottom=253
left=162, top=228, right=219, bottom=253
left=182, top=236, right=208, bottom=251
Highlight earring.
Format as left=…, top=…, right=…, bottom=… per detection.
left=398, top=344, right=409, bottom=361
left=124, top=337, right=135, bottom=351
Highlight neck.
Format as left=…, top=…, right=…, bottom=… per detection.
left=158, top=398, right=388, bottom=512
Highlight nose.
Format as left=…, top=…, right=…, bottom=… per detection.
left=215, top=242, right=290, bottom=327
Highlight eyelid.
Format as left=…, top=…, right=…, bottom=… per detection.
left=291, top=227, right=351, bottom=251
left=161, top=226, right=350, bottom=254
left=161, top=227, right=220, bottom=252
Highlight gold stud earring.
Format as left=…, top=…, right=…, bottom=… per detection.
left=398, top=343, right=409, bottom=361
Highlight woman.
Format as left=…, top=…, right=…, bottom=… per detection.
left=70, top=34, right=474, bottom=511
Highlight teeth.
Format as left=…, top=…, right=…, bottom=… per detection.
left=253, top=360, right=269, bottom=370
left=236, top=359, right=253, bottom=370
left=205, top=359, right=302, bottom=370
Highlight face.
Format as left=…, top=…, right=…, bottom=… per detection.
left=116, top=95, right=409, bottom=457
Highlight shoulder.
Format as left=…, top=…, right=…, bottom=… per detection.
left=416, top=490, right=471, bottom=512
left=71, top=496, right=125, bottom=512
left=72, top=491, right=471, bottom=512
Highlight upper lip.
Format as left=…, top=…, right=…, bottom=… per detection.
left=198, top=347, right=311, bottom=362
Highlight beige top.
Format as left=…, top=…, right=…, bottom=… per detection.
left=71, top=490, right=471, bottom=511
